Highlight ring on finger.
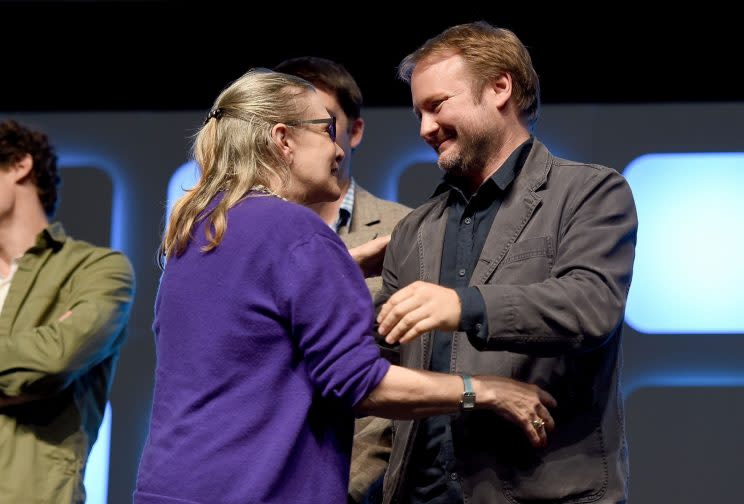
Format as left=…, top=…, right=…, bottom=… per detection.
left=531, top=418, right=545, bottom=430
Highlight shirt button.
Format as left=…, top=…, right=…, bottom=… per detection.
left=464, top=217, right=472, bottom=224
left=450, top=472, right=459, bottom=481
left=458, top=269, right=466, bottom=277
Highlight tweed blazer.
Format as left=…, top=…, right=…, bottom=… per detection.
left=340, top=185, right=410, bottom=503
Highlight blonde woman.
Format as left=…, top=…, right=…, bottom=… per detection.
left=134, top=69, right=556, bottom=504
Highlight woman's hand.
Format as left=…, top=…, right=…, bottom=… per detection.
left=349, top=235, right=391, bottom=278
left=474, top=376, right=557, bottom=448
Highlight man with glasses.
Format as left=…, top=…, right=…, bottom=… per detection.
left=275, top=57, right=410, bottom=504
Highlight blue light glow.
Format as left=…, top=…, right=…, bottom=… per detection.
left=623, top=153, right=744, bottom=334
left=57, top=156, right=126, bottom=502
left=384, top=146, right=438, bottom=202
left=166, top=160, right=200, bottom=224
left=84, top=402, right=112, bottom=504
left=59, top=153, right=128, bottom=252
left=623, top=373, right=744, bottom=397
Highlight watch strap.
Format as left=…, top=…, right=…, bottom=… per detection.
left=460, top=374, right=476, bottom=411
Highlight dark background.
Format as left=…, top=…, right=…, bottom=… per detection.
left=2, top=1, right=742, bottom=112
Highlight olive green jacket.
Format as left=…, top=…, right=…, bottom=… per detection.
left=0, top=223, right=134, bottom=503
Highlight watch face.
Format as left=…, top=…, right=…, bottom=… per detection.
left=462, top=392, right=476, bottom=410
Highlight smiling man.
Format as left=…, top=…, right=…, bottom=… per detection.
left=375, top=22, right=638, bottom=504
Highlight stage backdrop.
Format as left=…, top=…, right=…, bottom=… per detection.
left=3, top=104, right=743, bottom=504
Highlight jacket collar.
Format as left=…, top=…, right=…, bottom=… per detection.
left=29, top=222, right=67, bottom=252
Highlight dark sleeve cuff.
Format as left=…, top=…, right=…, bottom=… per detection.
left=455, top=287, right=488, bottom=348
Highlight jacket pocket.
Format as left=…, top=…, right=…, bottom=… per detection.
left=501, top=422, right=608, bottom=503
left=495, top=236, right=553, bottom=284
left=503, top=236, right=553, bottom=264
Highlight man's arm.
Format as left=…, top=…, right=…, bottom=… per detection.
left=379, top=169, right=637, bottom=354
left=0, top=251, right=134, bottom=402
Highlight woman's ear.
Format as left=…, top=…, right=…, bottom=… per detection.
left=271, top=123, right=294, bottom=165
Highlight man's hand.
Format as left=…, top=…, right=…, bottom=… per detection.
left=475, top=376, right=557, bottom=448
left=0, top=310, right=74, bottom=409
left=378, top=281, right=461, bottom=344
left=349, top=235, right=390, bottom=278
left=0, top=391, right=47, bottom=408
left=0, top=393, right=31, bottom=408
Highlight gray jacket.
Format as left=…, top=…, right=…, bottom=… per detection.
left=379, top=140, right=637, bottom=504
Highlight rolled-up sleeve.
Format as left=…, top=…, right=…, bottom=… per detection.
left=280, top=232, right=390, bottom=409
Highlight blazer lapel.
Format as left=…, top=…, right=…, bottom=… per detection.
left=471, top=141, right=552, bottom=284
left=418, top=204, right=448, bottom=284
left=471, top=188, right=541, bottom=284
left=416, top=195, right=449, bottom=367
left=347, top=187, right=382, bottom=234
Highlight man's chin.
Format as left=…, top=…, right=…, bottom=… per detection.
left=437, top=152, right=461, bottom=174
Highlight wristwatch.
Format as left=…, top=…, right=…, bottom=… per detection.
left=460, top=374, right=476, bottom=411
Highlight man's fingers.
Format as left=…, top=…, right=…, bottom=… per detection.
left=378, top=290, right=421, bottom=335
left=397, top=316, right=435, bottom=345
left=383, top=305, right=427, bottom=344
left=377, top=286, right=416, bottom=327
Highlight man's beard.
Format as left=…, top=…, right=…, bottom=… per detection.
left=437, top=128, right=495, bottom=177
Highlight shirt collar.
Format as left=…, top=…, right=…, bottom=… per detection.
left=334, top=178, right=356, bottom=232
left=30, top=222, right=67, bottom=251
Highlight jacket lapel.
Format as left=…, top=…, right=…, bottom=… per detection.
left=416, top=195, right=449, bottom=366
left=0, top=224, right=65, bottom=334
left=347, top=187, right=382, bottom=234
left=471, top=140, right=553, bottom=284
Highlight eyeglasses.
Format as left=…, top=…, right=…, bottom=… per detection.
left=286, top=115, right=336, bottom=142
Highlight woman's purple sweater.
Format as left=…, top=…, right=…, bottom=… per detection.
left=134, top=195, right=390, bottom=504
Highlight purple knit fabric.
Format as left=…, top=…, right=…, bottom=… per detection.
left=134, top=195, right=390, bottom=504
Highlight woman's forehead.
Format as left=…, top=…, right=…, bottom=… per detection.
left=305, top=91, right=332, bottom=117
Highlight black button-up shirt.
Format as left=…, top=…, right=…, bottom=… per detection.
left=406, top=138, right=533, bottom=504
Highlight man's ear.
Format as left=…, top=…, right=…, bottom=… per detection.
left=271, top=123, right=294, bottom=164
left=12, top=154, right=33, bottom=183
left=349, top=117, right=365, bottom=150
left=488, top=73, right=513, bottom=110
